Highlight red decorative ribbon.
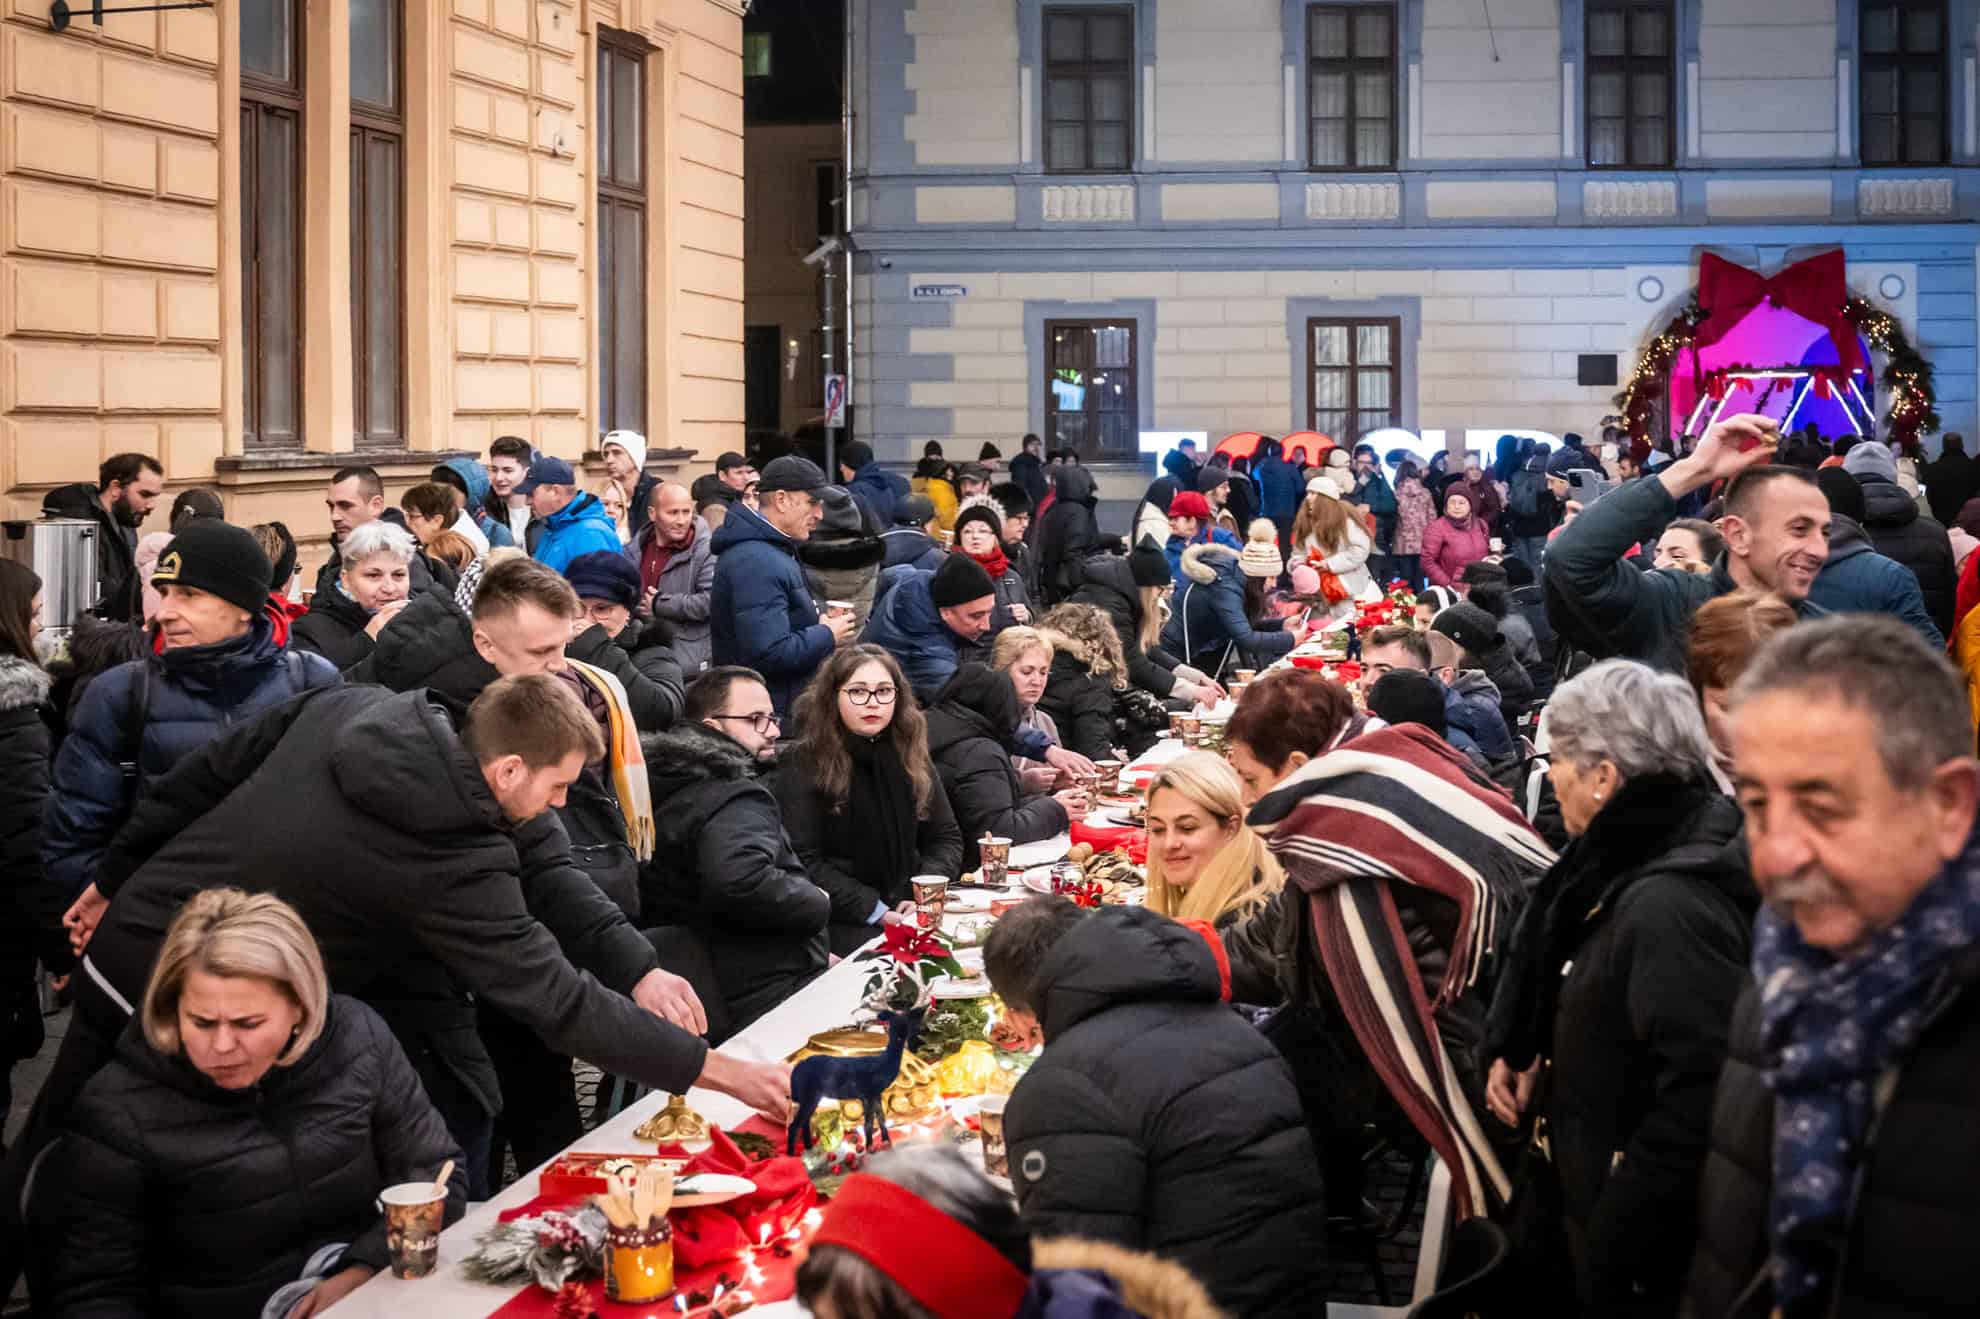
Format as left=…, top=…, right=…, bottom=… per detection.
left=1696, top=250, right=1864, bottom=377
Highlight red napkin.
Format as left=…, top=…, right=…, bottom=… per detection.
left=1069, top=818, right=1146, bottom=865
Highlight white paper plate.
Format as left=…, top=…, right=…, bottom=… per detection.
left=672, top=1173, right=755, bottom=1208
left=930, top=975, right=994, bottom=999
left=1020, top=868, right=1055, bottom=896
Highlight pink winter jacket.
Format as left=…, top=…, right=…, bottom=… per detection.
left=1419, top=515, right=1490, bottom=588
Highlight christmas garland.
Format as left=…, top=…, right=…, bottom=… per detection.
left=1616, top=297, right=1939, bottom=449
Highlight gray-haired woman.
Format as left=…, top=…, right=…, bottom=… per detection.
left=1481, top=659, right=1759, bottom=1316
left=291, top=520, right=416, bottom=670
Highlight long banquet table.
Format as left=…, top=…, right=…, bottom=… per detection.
left=338, top=732, right=1447, bottom=1317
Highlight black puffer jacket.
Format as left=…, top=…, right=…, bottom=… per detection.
left=1036, top=650, right=1116, bottom=763
left=925, top=665, right=1068, bottom=872
left=76, top=686, right=693, bottom=1121
left=345, top=588, right=496, bottom=699
left=1067, top=554, right=1180, bottom=699
left=289, top=582, right=379, bottom=671
left=0, top=658, right=60, bottom=1069
left=1035, top=467, right=1101, bottom=605
left=1685, top=943, right=1980, bottom=1319
left=1006, top=906, right=1328, bottom=1317
left=32, top=997, right=464, bottom=1317
left=1859, top=473, right=1957, bottom=638
left=566, top=618, right=685, bottom=733
left=1484, top=780, right=1755, bottom=1314
left=641, top=724, right=829, bottom=1030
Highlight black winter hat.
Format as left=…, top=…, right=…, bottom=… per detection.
left=1431, top=601, right=1502, bottom=658
left=1817, top=466, right=1866, bottom=522
left=952, top=501, right=1004, bottom=548
left=152, top=520, right=272, bottom=616
left=1367, top=670, right=1448, bottom=738
left=565, top=550, right=641, bottom=610
left=930, top=551, right=996, bottom=608
left=897, top=493, right=937, bottom=528
left=988, top=481, right=1032, bottom=517
left=979, top=443, right=1003, bottom=461
left=838, top=441, right=875, bottom=472
left=1196, top=464, right=1232, bottom=493
left=1128, top=534, right=1172, bottom=588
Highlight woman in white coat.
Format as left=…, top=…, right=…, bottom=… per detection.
left=1290, top=476, right=1375, bottom=620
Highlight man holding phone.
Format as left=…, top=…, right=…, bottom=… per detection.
left=1544, top=413, right=1830, bottom=672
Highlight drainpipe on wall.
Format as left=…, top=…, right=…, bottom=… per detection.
left=842, top=0, right=856, bottom=458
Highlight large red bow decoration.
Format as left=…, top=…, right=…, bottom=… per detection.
left=1695, top=250, right=1864, bottom=377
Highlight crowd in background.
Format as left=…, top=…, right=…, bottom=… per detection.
left=0, top=411, right=1978, bottom=1317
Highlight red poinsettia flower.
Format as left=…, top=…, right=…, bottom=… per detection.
left=881, top=923, right=947, bottom=964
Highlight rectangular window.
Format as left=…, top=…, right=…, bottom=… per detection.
left=1861, top=1, right=1946, bottom=165
left=1585, top=1, right=1672, bottom=167
left=1308, top=4, right=1396, bottom=170
left=240, top=0, right=302, bottom=450
left=596, top=29, right=648, bottom=438
left=814, top=161, right=841, bottom=239
left=349, top=0, right=404, bottom=450
left=742, top=31, right=772, bottom=78
left=1043, top=7, right=1134, bottom=173
left=1044, top=320, right=1137, bottom=460
left=1307, top=318, right=1399, bottom=442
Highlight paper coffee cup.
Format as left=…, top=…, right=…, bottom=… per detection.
left=825, top=599, right=854, bottom=613
left=912, top=874, right=949, bottom=926
left=979, top=1094, right=1011, bottom=1178
left=378, top=1182, right=446, bottom=1279
left=1234, top=669, right=1256, bottom=684
left=978, top=836, right=1012, bottom=889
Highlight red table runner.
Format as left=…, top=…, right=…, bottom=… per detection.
left=487, top=1121, right=814, bottom=1318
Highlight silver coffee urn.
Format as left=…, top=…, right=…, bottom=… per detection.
left=0, top=517, right=101, bottom=649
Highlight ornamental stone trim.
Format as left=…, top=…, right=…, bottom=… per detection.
left=1584, top=179, right=1677, bottom=221
left=1304, top=181, right=1401, bottom=221
left=1041, top=184, right=1135, bottom=223
left=1858, top=177, right=1955, bottom=218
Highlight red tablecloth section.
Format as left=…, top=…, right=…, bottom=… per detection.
left=1068, top=818, right=1146, bottom=865
left=487, top=1121, right=814, bottom=1318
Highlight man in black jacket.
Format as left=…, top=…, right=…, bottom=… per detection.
left=1842, top=441, right=1957, bottom=638
left=1686, top=617, right=1980, bottom=1319
left=1545, top=414, right=1828, bottom=671
left=986, top=898, right=1327, bottom=1318
left=563, top=549, right=685, bottom=731
left=315, top=465, right=439, bottom=602
left=56, top=677, right=790, bottom=1198
left=41, top=452, right=163, bottom=623
left=1922, top=431, right=1979, bottom=525
left=641, top=667, right=828, bottom=1035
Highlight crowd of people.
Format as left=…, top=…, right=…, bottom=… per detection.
left=1, top=411, right=1977, bottom=1318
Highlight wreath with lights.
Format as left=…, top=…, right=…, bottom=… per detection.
left=1618, top=298, right=1939, bottom=451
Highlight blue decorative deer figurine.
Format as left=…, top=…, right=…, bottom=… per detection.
left=786, top=1005, right=927, bottom=1156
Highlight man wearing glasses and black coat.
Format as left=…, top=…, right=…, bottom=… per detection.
left=638, top=666, right=829, bottom=1036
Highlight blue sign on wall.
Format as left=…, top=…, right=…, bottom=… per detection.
left=911, top=284, right=968, bottom=299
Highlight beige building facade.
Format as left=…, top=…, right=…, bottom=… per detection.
left=2, top=0, right=745, bottom=571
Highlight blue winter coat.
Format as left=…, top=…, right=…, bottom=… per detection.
left=533, top=491, right=622, bottom=574
left=846, top=463, right=910, bottom=531
left=1254, top=447, right=1305, bottom=522
left=42, top=616, right=339, bottom=901
left=1160, top=543, right=1294, bottom=675
left=709, top=505, right=834, bottom=718
left=1164, top=525, right=1241, bottom=581
left=438, top=457, right=515, bottom=550
left=861, top=565, right=965, bottom=701
left=1444, top=670, right=1516, bottom=764
left=880, top=527, right=946, bottom=573
left=1807, top=513, right=1945, bottom=648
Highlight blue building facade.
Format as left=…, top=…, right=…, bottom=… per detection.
left=848, top=0, right=1980, bottom=494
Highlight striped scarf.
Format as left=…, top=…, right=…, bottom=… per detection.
left=564, top=658, right=655, bottom=862
left=1249, top=724, right=1554, bottom=1219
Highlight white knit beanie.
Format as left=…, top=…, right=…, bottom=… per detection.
left=1239, top=518, right=1284, bottom=579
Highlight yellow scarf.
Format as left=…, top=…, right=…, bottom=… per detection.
left=563, top=658, right=655, bottom=861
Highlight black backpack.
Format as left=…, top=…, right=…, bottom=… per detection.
left=1508, top=467, right=1543, bottom=519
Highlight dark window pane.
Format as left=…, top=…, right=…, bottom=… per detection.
left=1311, top=120, right=1347, bottom=166
left=1311, top=71, right=1347, bottom=119
left=243, top=107, right=300, bottom=448
left=1631, top=71, right=1667, bottom=117
left=1048, top=124, right=1086, bottom=169
left=1048, top=16, right=1084, bottom=61
left=1310, top=8, right=1347, bottom=58
left=1904, top=6, right=1943, bottom=53
left=1588, top=10, right=1624, bottom=57
left=1354, top=71, right=1390, bottom=120
left=1313, top=323, right=1348, bottom=365
left=1091, top=124, right=1129, bottom=169
left=1355, top=120, right=1391, bottom=166
left=596, top=47, right=613, bottom=176
left=1353, top=10, right=1390, bottom=57
left=1862, top=116, right=1899, bottom=163
left=1631, top=117, right=1668, bottom=165
left=350, top=0, right=397, bottom=110
left=1089, top=15, right=1131, bottom=60
left=1863, top=7, right=1899, bottom=53
left=243, top=0, right=294, bottom=83
left=350, top=127, right=403, bottom=448
left=1589, top=71, right=1625, bottom=118
left=612, top=206, right=646, bottom=431
left=1863, top=68, right=1900, bottom=114
left=612, top=52, right=642, bottom=187
left=1589, top=119, right=1624, bottom=165
left=1091, top=76, right=1129, bottom=122
left=1904, top=67, right=1941, bottom=113
left=1048, top=77, right=1085, bottom=121
left=1905, top=116, right=1943, bottom=160
left=1629, top=8, right=1667, bottom=56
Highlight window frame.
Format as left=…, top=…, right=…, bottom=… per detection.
left=1041, top=6, right=1136, bottom=175
left=348, top=0, right=405, bottom=451
left=1304, top=316, right=1402, bottom=443
left=1858, top=0, right=1948, bottom=167
left=595, top=26, right=649, bottom=440
left=1042, top=318, right=1140, bottom=462
left=1583, top=0, right=1675, bottom=170
left=239, top=0, right=305, bottom=451
left=1305, top=3, right=1399, bottom=173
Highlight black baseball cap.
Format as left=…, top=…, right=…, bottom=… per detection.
left=716, top=451, right=751, bottom=472
left=757, top=455, right=828, bottom=494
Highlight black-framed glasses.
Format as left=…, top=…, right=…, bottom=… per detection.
left=841, top=684, right=898, bottom=706
left=708, top=712, right=779, bottom=734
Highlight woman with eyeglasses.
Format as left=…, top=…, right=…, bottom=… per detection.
left=774, top=645, right=961, bottom=956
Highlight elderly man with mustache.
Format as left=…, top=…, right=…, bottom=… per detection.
left=1686, top=615, right=1980, bottom=1319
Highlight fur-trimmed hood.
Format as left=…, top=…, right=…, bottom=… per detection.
left=643, top=721, right=761, bottom=796
left=0, top=655, right=51, bottom=713
left=1178, top=540, right=1241, bottom=585
left=1033, top=1237, right=1227, bottom=1319
left=1037, top=603, right=1128, bottom=687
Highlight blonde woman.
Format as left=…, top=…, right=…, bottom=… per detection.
left=31, top=890, right=463, bottom=1318
left=992, top=625, right=1060, bottom=790
left=1143, top=752, right=1285, bottom=929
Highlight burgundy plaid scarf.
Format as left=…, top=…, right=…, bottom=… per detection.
left=1249, top=724, right=1554, bottom=1218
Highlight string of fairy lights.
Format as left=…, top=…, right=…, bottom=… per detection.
left=1619, top=297, right=1940, bottom=452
